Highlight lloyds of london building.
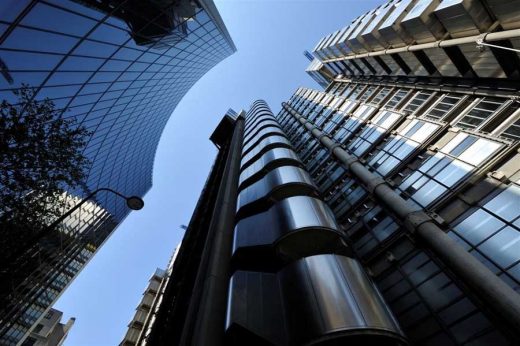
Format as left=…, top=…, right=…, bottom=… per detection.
left=142, top=1, right=520, bottom=345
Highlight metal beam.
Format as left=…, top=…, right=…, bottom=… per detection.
left=184, top=113, right=245, bottom=346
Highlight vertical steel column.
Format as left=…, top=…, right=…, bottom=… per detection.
left=144, top=136, right=230, bottom=346
left=282, top=102, right=520, bottom=339
left=185, top=115, right=245, bottom=346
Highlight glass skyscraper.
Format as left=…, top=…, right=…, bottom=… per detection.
left=0, top=0, right=235, bottom=344
left=138, top=1, right=520, bottom=345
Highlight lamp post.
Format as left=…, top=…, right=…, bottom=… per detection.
left=1, top=187, right=144, bottom=272
left=0, top=188, right=144, bottom=340
left=48, top=187, right=142, bottom=225
left=35, top=187, right=144, bottom=245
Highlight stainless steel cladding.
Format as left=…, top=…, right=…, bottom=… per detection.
left=238, top=147, right=302, bottom=190
left=434, top=0, right=492, bottom=38
left=309, top=0, right=520, bottom=81
left=233, top=196, right=344, bottom=268
left=242, top=126, right=286, bottom=155
left=225, top=100, right=407, bottom=345
left=244, top=120, right=281, bottom=143
left=279, top=83, right=520, bottom=344
left=378, top=0, right=417, bottom=47
left=226, top=255, right=407, bottom=345
left=241, top=135, right=292, bottom=169
left=361, top=1, right=400, bottom=50
left=485, top=0, right=520, bottom=30
left=237, top=166, right=318, bottom=216
left=400, top=0, right=445, bottom=43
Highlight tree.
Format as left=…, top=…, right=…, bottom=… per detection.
left=0, top=85, right=92, bottom=261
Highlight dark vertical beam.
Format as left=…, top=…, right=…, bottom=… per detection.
left=412, top=50, right=439, bottom=76
left=390, top=54, right=411, bottom=75
left=184, top=115, right=245, bottom=346
left=145, top=139, right=230, bottom=345
left=373, top=56, right=392, bottom=75
left=489, top=40, right=520, bottom=79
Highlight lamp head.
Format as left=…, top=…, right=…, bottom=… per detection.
left=126, top=196, right=144, bottom=210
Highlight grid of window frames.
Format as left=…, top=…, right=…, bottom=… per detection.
left=0, top=1, right=235, bottom=343
left=1, top=0, right=234, bottom=220
left=277, top=81, right=520, bottom=345
left=448, top=179, right=520, bottom=291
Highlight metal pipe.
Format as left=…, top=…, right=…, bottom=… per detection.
left=186, top=114, right=245, bottom=346
left=322, top=28, right=520, bottom=63
left=476, top=41, right=520, bottom=54
left=282, top=102, right=520, bottom=339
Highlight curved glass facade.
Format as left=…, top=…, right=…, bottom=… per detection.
left=0, top=1, right=235, bottom=343
left=1, top=0, right=235, bottom=220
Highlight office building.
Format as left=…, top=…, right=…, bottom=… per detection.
left=0, top=0, right=235, bottom=344
left=137, top=1, right=520, bottom=345
left=120, top=244, right=180, bottom=346
left=120, top=268, right=167, bottom=346
left=309, top=0, right=520, bottom=84
left=277, top=82, right=519, bottom=344
left=21, top=309, right=74, bottom=346
left=139, top=104, right=405, bottom=345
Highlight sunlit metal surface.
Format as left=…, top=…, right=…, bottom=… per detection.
left=234, top=196, right=342, bottom=267
left=226, top=255, right=407, bottom=345
left=243, top=120, right=280, bottom=143
left=237, top=166, right=317, bottom=216
left=239, top=147, right=301, bottom=189
left=242, top=126, right=286, bottom=155
left=434, top=0, right=492, bottom=38
left=241, top=135, right=291, bottom=169
left=279, top=84, right=520, bottom=344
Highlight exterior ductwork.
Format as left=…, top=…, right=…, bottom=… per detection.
left=226, top=255, right=407, bottom=346
left=143, top=2, right=520, bottom=345
left=233, top=196, right=345, bottom=271
left=225, top=100, right=407, bottom=345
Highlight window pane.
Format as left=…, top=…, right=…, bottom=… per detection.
left=411, top=180, right=446, bottom=206
left=456, top=97, right=502, bottom=130
left=484, top=185, right=520, bottom=222
left=435, top=161, right=472, bottom=186
left=479, top=227, right=520, bottom=268
left=458, top=138, right=501, bottom=165
left=501, top=118, right=520, bottom=141
left=454, top=209, right=505, bottom=245
left=21, top=2, right=96, bottom=36
left=2, top=27, right=78, bottom=53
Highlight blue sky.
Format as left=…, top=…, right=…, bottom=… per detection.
left=54, top=0, right=381, bottom=344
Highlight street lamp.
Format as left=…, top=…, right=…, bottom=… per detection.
left=1, top=187, right=144, bottom=272
left=41, top=187, right=144, bottom=237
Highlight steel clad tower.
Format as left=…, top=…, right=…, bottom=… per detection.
left=142, top=104, right=407, bottom=346
left=139, top=1, right=520, bottom=345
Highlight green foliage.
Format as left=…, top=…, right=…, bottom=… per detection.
left=0, top=85, right=91, bottom=257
